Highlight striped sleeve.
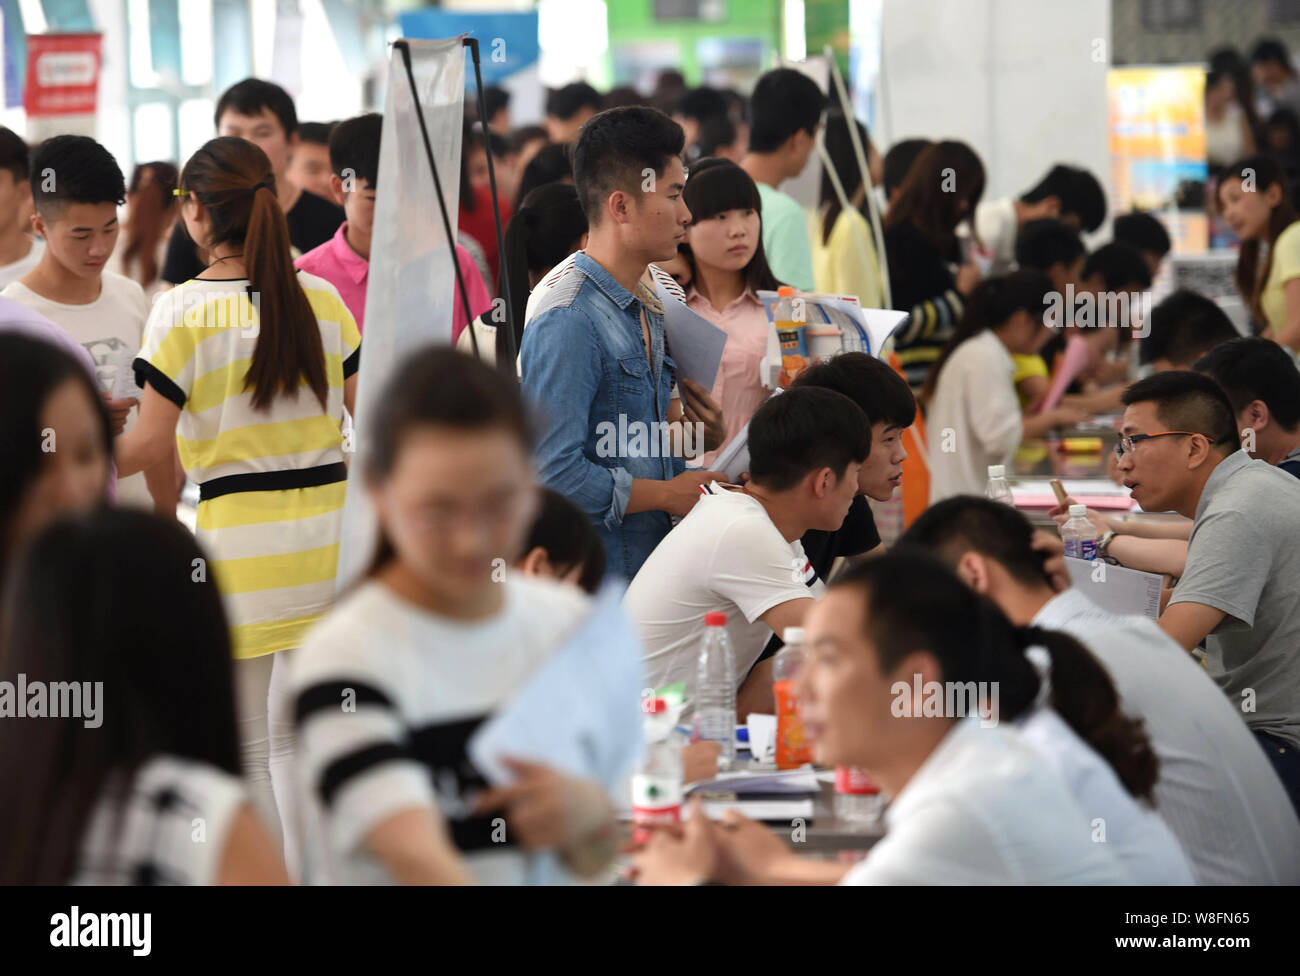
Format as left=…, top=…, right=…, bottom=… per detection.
left=293, top=632, right=435, bottom=857
left=300, top=273, right=361, bottom=379
left=895, top=288, right=964, bottom=348
left=135, top=287, right=201, bottom=407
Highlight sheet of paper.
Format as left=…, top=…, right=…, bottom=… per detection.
left=712, top=422, right=750, bottom=481
left=1064, top=556, right=1164, bottom=621
left=467, top=581, right=646, bottom=790
left=696, top=799, right=815, bottom=822
left=655, top=280, right=727, bottom=390
left=1039, top=333, right=1091, bottom=413
left=109, top=343, right=144, bottom=401
left=744, top=713, right=776, bottom=765
left=686, top=767, right=820, bottom=796
left=755, top=290, right=904, bottom=359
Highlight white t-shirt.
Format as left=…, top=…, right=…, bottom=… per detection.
left=1034, top=588, right=1300, bottom=884
left=1015, top=705, right=1194, bottom=885
left=0, top=236, right=44, bottom=288
left=290, top=574, right=591, bottom=886
left=840, top=716, right=1131, bottom=885
left=972, top=196, right=1018, bottom=275
left=623, top=484, right=823, bottom=692
left=72, top=754, right=246, bottom=885
left=2, top=271, right=151, bottom=507
left=926, top=328, right=1022, bottom=502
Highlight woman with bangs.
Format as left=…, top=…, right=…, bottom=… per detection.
left=680, top=157, right=784, bottom=466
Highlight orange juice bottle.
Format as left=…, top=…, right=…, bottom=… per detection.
left=773, top=627, right=812, bottom=769
left=773, top=285, right=807, bottom=387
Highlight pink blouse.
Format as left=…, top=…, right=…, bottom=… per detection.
left=686, top=286, right=773, bottom=468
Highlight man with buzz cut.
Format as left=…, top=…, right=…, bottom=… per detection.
left=520, top=106, right=727, bottom=580
left=1117, top=370, right=1300, bottom=819
left=162, top=77, right=343, bottom=284
left=900, top=495, right=1300, bottom=884
left=625, top=386, right=870, bottom=717
left=2, top=135, right=173, bottom=512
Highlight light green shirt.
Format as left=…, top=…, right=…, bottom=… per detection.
left=757, top=182, right=815, bottom=291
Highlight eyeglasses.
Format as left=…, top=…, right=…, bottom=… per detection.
left=172, top=188, right=190, bottom=198
left=1113, top=430, right=1201, bottom=459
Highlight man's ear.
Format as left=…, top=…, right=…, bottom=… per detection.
left=1243, top=399, right=1270, bottom=433
left=607, top=188, right=631, bottom=226
left=31, top=210, right=47, bottom=238
left=1187, top=432, right=1215, bottom=470
left=955, top=550, right=993, bottom=595
left=518, top=545, right=550, bottom=578
left=329, top=173, right=346, bottom=208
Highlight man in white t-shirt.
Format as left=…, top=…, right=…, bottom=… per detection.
left=1, top=134, right=171, bottom=512
left=624, top=385, right=869, bottom=715
left=899, top=495, right=1300, bottom=884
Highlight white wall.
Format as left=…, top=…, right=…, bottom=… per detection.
left=877, top=0, right=1111, bottom=235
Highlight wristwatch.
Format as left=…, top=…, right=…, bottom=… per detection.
left=1097, top=529, right=1119, bottom=564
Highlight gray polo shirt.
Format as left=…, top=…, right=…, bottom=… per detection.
left=1168, top=449, right=1300, bottom=748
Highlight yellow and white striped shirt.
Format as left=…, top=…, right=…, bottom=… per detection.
left=135, top=272, right=361, bottom=658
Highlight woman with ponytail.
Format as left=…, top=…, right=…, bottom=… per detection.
left=924, top=269, right=1089, bottom=502
left=115, top=136, right=361, bottom=864
left=456, top=182, right=588, bottom=367
left=1217, top=154, right=1300, bottom=350
left=634, top=550, right=1190, bottom=886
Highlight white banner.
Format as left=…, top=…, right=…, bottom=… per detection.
left=337, top=36, right=466, bottom=587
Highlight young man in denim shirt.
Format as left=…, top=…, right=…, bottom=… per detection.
left=521, top=107, right=725, bottom=579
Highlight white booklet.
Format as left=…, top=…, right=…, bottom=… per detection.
left=1065, top=557, right=1164, bottom=621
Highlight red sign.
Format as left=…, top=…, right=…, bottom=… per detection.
left=24, top=33, right=102, bottom=118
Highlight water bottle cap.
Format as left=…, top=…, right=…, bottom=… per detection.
left=1069, top=504, right=1087, bottom=517
left=705, top=612, right=727, bottom=626
left=640, top=696, right=667, bottom=715
left=987, top=465, right=1005, bottom=478
left=777, top=285, right=795, bottom=297
left=782, top=627, right=804, bottom=644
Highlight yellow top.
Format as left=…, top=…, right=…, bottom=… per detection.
left=811, top=206, right=885, bottom=310
left=1261, top=220, right=1300, bottom=334
left=1011, top=353, right=1048, bottom=408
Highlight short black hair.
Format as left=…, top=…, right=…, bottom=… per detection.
left=882, top=138, right=932, bottom=197
left=1140, top=290, right=1237, bottom=367
left=1251, top=38, right=1294, bottom=69
left=0, top=127, right=29, bottom=182
left=1083, top=241, right=1152, bottom=290
left=522, top=489, right=605, bottom=595
left=297, top=121, right=334, bottom=146
left=1114, top=210, right=1171, bottom=259
left=899, top=495, right=1052, bottom=587
left=1121, top=370, right=1241, bottom=453
left=1014, top=218, right=1085, bottom=273
left=748, top=386, right=870, bottom=491
left=484, top=85, right=510, bottom=119
left=676, top=86, right=729, bottom=123
left=30, top=135, right=126, bottom=214
left=1021, top=164, right=1107, bottom=232
left=747, top=68, right=826, bottom=154
left=214, top=77, right=297, bottom=136
left=571, top=106, right=683, bottom=224
left=329, top=113, right=381, bottom=188
left=792, top=352, right=917, bottom=430
left=546, top=82, right=603, bottom=121
left=1195, top=336, right=1300, bottom=432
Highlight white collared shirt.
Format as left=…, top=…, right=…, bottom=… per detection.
left=1034, top=588, right=1300, bottom=884
left=840, top=716, right=1131, bottom=885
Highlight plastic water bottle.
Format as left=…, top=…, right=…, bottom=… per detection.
left=1061, top=503, right=1099, bottom=560
left=984, top=465, right=1014, bottom=505
left=774, top=627, right=812, bottom=770
left=834, top=766, right=886, bottom=829
left=631, top=697, right=685, bottom=846
left=693, top=612, right=736, bottom=769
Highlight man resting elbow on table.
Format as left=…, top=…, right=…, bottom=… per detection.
left=623, top=386, right=871, bottom=718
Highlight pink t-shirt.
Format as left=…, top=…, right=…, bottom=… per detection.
left=686, top=287, right=773, bottom=468
left=296, top=223, right=491, bottom=338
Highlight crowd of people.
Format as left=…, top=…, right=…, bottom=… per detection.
left=3, top=42, right=1300, bottom=887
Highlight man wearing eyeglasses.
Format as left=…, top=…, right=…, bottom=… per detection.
left=1118, top=370, right=1300, bottom=819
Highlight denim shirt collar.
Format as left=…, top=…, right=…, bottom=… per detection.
left=575, top=252, right=644, bottom=312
